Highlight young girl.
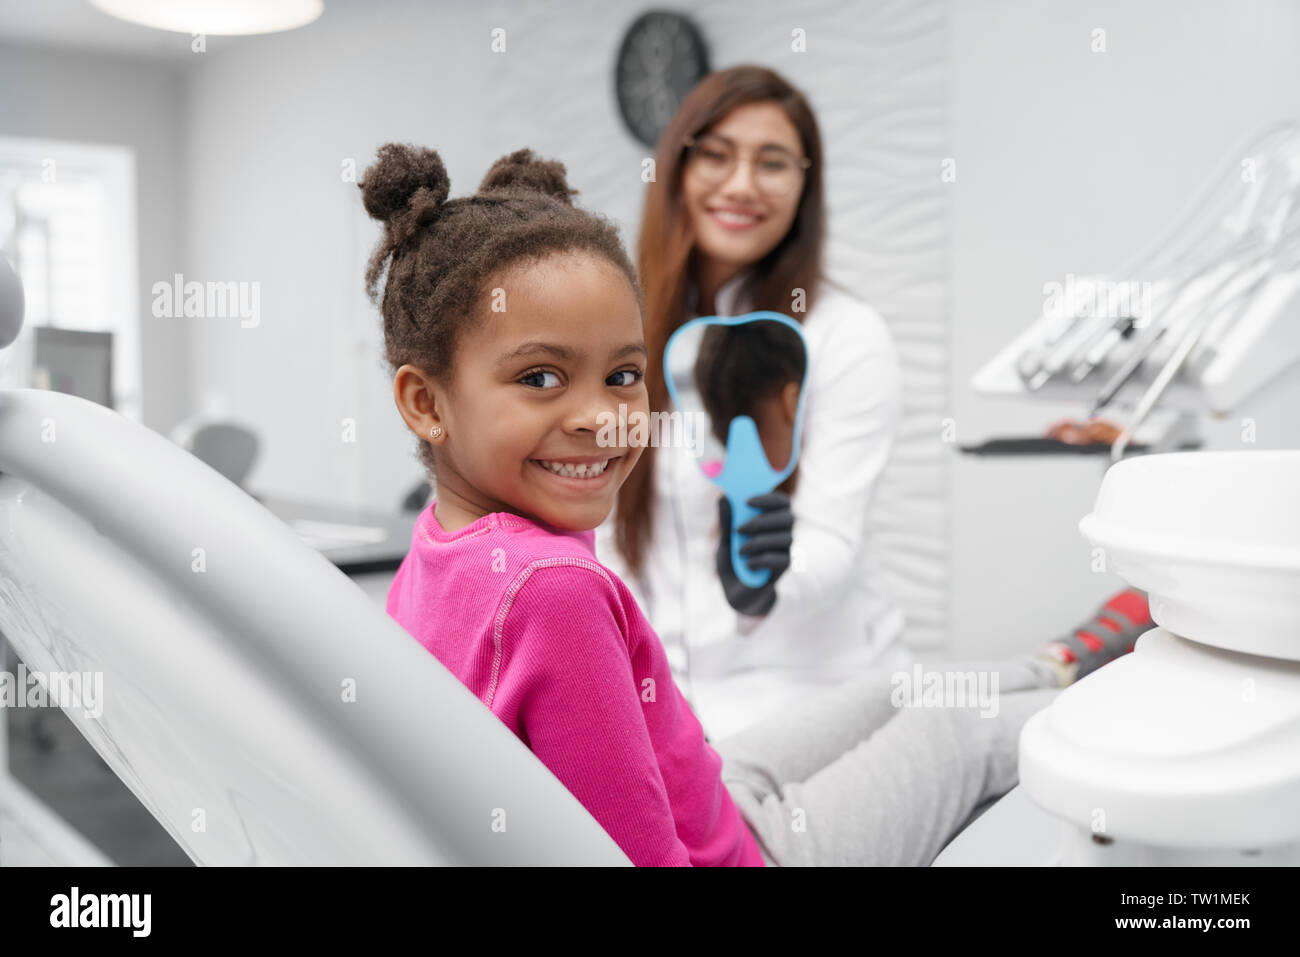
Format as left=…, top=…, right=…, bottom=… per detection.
left=365, top=142, right=1152, bottom=866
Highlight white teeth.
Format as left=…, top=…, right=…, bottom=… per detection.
left=535, top=458, right=610, bottom=479
left=713, top=210, right=759, bottom=224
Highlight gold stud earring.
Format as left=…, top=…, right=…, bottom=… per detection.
left=430, top=426, right=443, bottom=439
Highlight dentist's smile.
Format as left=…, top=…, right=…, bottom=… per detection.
left=707, top=205, right=766, bottom=231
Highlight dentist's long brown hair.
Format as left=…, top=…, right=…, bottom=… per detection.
left=613, top=65, right=830, bottom=579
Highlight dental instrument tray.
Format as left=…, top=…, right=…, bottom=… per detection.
left=960, top=412, right=1200, bottom=456
left=960, top=436, right=1156, bottom=456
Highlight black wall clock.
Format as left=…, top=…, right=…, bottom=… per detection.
left=615, top=11, right=710, bottom=148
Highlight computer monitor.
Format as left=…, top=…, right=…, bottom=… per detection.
left=33, top=328, right=113, bottom=409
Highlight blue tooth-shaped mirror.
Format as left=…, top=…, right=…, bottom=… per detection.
left=662, top=310, right=809, bottom=589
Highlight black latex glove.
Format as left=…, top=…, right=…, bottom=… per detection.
left=715, top=491, right=794, bottom=616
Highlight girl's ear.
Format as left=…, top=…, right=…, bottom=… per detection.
left=393, top=363, right=446, bottom=439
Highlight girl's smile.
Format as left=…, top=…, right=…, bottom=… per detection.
left=529, top=454, right=622, bottom=489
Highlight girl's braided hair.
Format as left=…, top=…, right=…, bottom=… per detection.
left=359, top=143, right=643, bottom=477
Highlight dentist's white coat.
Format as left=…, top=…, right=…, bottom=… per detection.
left=596, top=271, right=911, bottom=740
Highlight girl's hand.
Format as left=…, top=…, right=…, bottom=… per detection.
left=715, top=491, right=794, bottom=616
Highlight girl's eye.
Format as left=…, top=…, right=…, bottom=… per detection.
left=608, top=368, right=645, bottom=387
left=519, top=368, right=562, bottom=389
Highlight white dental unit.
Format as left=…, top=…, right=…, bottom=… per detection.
left=937, top=121, right=1300, bottom=866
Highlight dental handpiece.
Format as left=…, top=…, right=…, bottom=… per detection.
left=1017, top=273, right=1140, bottom=388
left=1088, top=324, right=1167, bottom=416
left=1086, top=281, right=1191, bottom=414
left=1023, top=311, right=1115, bottom=390
left=1089, top=278, right=1227, bottom=416
left=1015, top=309, right=1091, bottom=387
left=1070, top=315, right=1137, bottom=383
left=1089, top=230, right=1276, bottom=415
left=1110, top=270, right=1266, bottom=461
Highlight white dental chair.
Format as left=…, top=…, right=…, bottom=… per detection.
left=937, top=449, right=1300, bottom=866
left=0, top=249, right=629, bottom=865
left=0, top=384, right=633, bottom=865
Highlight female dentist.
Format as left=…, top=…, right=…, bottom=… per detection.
left=597, top=65, right=910, bottom=740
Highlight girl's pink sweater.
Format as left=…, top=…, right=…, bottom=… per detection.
left=386, top=501, right=767, bottom=867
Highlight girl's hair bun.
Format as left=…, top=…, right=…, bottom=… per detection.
left=477, top=148, right=578, bottom=205
left=359, top=143, right=451, bottom=223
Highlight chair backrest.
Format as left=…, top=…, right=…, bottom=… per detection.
left=0, top=388, right=630, bottom=865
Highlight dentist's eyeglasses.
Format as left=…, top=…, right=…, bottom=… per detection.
left=683, top=134, right=811, bottom=198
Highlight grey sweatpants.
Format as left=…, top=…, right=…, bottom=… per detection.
left=714, top=654, right=1062, bottom=866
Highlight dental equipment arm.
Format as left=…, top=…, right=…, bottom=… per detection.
left=1111, top=241, right=1297, bottom=457
left=973, top=120, right=1300, bottom=460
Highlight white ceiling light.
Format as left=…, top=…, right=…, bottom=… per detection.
left=89, top=0, right=323, bottom=36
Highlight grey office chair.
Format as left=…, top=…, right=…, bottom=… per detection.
left=401, top=480, right=432, bottom=512
left=170, top=418, right=260, bottom=491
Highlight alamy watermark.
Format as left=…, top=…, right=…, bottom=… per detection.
left=152, top=273, right=260, bottom=328
left=50, top=887, right=150, bottom=937
left=890, top=665, right=1000, bottom=718
left=1043, top=273, right=1153, bottom=321
left=596, top=404, right=708, bottom=456
left=0, top=664, right=103, bottom=719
